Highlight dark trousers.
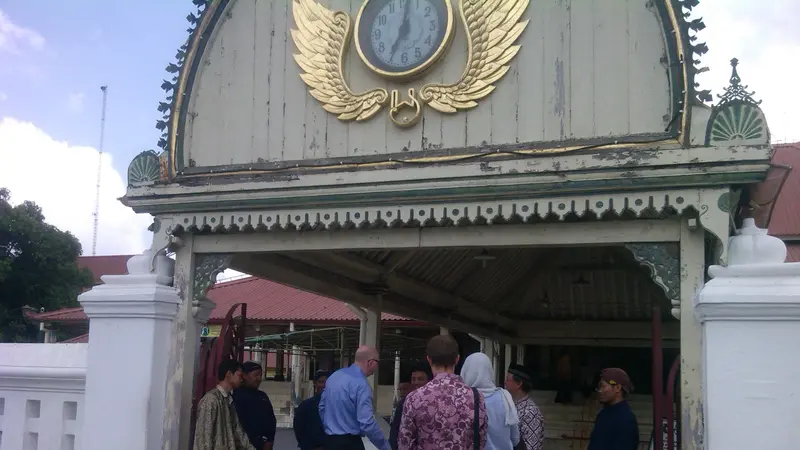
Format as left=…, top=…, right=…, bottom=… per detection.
left=324, top=434, right=365, bottom=450
left=554, top=380, right=573, bottom=403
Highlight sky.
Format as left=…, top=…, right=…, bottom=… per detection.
left=0, top=0, right=798, bottom=259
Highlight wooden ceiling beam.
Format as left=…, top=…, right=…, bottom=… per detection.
left=317, top=251, right=518, bottom=330
left=514, top=320, right=679, bottom=340
left=231, top=253, right=515, bottom=341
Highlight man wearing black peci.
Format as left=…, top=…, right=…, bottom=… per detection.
left=233, top=361, right=277, bottom=450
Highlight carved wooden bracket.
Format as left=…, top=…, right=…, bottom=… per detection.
left=192, top=254, right=233, bottom=317
left=626, top=243, right=681, bottom=319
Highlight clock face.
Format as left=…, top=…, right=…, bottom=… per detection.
left=355, top=0, right=454, bottom=80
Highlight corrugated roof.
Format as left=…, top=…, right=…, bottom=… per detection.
left=29, top=277, right=412, bottom=324
left=787, top=244, right=800, bottom=263
left=78, top=255, right=134, bottom=284
left=768, top=143, right=800, bottom=237
left=206, top=277, right=410, bottom=322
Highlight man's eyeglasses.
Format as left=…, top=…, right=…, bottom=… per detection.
left=596, top=380, right=619, bottom=392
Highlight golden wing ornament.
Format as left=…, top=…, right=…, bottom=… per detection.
left=421, top=0, right=529, bottom=113
left=291, top=0, right=388, bottom=121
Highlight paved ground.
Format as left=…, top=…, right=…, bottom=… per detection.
left=274, top=429, right=298, bottom=449
left=273, top=426, right=387, bottom=450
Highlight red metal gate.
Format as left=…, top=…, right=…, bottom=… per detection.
left=651, top=307, right=679, bottom=450
left=189, top=303, right=248, bottom=449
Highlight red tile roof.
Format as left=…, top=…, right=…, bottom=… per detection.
left=32, top=306, right=87, bottom=322
left=78, top=255, right=134, bottom=284
left=29, top=277, right=412, bottom=324
left=768, top=143, right=800, bottom=237
left=61, top=334, right=89, bottom=343
left=206, top=277, right=410, bottom=323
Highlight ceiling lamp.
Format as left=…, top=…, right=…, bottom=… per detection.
left=473, top=250, right=497, bottom=268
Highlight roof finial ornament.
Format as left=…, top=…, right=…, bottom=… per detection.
left=717, top=57, right=761, bottom=106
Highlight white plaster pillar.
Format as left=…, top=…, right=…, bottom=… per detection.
left=346, top=303, right=368, bottom=345
left=79, top=251, right=180, bottom=450
left=469, top=334, right=485, bottom=352
left=290, top=322, right=300, bottom=422
left=504, top=344, right=513, bottom=370
left=491, top=341, right=500, bottom=384
left=516, top=345, right=525, bottom=365
left=393, top=352, right=401, bottom=402
left=696, top=218, right=799, bottom=450
left=161, top=238, right=219, bottom=450
left=680, top=218, right=706, bottom=450
left=365, top=301, right=382, bottom=408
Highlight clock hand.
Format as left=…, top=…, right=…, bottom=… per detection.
left=390, top=0, right=412, bottom=61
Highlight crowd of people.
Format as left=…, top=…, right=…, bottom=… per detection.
left=192, top=334, right=639, bottom=450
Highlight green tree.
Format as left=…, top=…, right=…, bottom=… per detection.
left=0, top=188, right=93, bottom=342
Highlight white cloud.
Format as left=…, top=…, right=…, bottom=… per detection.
left=217, top=269, right=248, bottom=283
left=67, top=92, right=85, bottom=113
left=0, top=117, right=152, bottom=256
left=0, top=10, right=45, bottom=54
left=695, top=0, right=800, bottom=143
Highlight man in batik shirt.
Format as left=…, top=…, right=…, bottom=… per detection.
left=194, top=360, right=256, bottom=450
left=390, top=367, right=430, bottom=450
left=505, top=364, right=545, bottom=450
left=398, top=335, right=487, bottom=450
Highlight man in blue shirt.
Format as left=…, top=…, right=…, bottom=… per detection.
left=319, top=345, right=389, bottom=450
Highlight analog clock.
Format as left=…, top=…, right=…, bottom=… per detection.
left=355, top=0, right=454, bottom=80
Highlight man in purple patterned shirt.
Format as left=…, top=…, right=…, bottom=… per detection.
left=505, top=364, right=545, bottom=450
left=398, top=335, right=488, bottom=450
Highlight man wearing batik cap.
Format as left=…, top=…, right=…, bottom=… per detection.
left=505, top=364, right=544, bottom=450
left=588, top=368, right=640, bottom=450
left=233, top=361, right=277, bottom=450
left=294, top=370, right=329, bottom=450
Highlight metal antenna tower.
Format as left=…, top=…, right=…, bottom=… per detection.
left=91, top=85, right=108, bottom=256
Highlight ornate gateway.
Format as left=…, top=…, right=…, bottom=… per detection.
left=122, top=2, right=777, bottom=449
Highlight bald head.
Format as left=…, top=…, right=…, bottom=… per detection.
left=354, top=346, right=380, bottom=377
left=355, top=345, right=379, bottom=362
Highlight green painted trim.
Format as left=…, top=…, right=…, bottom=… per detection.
left=175, top=0, right=230, bottom=176
left=127, top=171, right=766, bottom=214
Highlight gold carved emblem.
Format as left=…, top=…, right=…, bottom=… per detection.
left=290, top=0, right=529, bottom=127
left=291, top=0, right=388, bottom=121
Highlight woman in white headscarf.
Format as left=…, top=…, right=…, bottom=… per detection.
left=461, top=353, right=521, bottom=450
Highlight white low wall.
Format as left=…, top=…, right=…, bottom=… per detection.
left=0, top=344, right=87, bottom=450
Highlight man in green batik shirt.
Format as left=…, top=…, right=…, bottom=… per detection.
left=193, top=360, right=256, bottom=450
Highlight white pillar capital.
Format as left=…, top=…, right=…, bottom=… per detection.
left=79, top=250, right=181, bottom=450
left=80, top=251, right=180, bottom=320
left=726, top=218, right=787, bottom=266
left=696, top=219, right=800, bottom=323
left=696, top=219, right=800, bottom=450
